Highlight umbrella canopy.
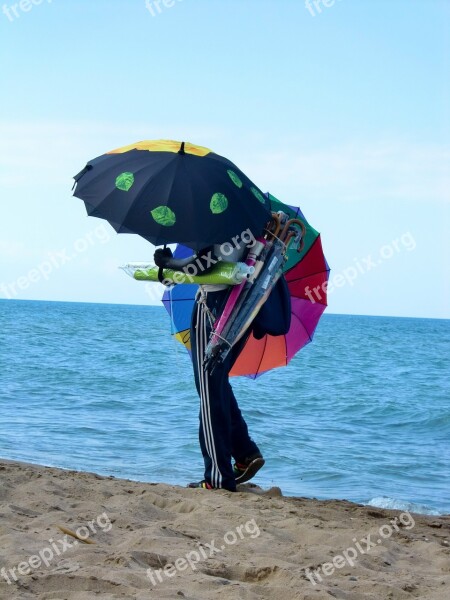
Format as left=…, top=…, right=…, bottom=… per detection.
left=162, top=193, right=329, bottom=378
left=73, top=139, right=271, bottom=251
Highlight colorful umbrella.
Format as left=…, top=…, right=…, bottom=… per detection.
left=73, top=139, right=271, bottom=251
left=162, top=193, right=329, bottom=378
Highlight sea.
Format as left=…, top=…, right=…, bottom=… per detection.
left=0, top=299, right=449, bottom=515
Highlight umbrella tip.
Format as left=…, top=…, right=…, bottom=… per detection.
left=178, top=141, right=185, bottom=155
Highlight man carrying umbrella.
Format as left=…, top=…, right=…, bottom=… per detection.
left=73, top=140, right=328, bottom=493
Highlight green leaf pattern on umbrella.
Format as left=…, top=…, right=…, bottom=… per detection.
left=151, top=206, right=176, bottom=227
left=227, top=170, right=243, bottom=188
left=251, top=187, right=266, bottom=204
left=115, top=172, right=135, bottom=192
left=210, top=193, right=228, bottom=214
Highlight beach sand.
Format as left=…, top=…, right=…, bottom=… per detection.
left=0, top=459, right=449, bottom=599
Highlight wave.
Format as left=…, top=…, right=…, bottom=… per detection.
left=366, top=496, right=444, bottom=516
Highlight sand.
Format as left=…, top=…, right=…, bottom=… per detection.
left=0, top=459, right=449, bottom=600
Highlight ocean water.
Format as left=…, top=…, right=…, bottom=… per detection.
left=0, top=299, right=449, bottom=515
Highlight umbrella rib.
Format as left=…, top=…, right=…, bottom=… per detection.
left=161, top=296, right=197, bottom=302
left=255, top=334, right=269, bottom=376
left=291, top=310, right=314, bottom=343
left=286, top=268, right=331, bottom=283
left=165, top=155, right=184, bottom=215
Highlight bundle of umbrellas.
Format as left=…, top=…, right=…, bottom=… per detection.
left=73, top=140, right=329, bottom=378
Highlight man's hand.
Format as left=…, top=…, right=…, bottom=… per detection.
left=154, top=247, right=174, bottom=268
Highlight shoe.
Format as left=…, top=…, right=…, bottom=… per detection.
left=187, top=480, right=214, bottom=489
left=187, top=480, right=237, bottom=492
left=233, top=453, right=265, bottom=484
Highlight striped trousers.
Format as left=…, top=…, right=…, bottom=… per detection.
left=190, top=289, right=260, bottom=491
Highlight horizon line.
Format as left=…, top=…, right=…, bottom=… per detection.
left=0, top=297, right=448, bottom=322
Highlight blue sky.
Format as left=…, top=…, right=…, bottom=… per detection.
left=0, top=0, right=449, bottom=318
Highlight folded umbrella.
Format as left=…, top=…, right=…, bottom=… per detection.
left=204, top=214, right=301, bottom=373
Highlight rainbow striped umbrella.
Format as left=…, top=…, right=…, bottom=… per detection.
left=162, top=193, right=329, bottom=378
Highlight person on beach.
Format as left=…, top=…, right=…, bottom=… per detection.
left=154, top=241, right=264, bottom=492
